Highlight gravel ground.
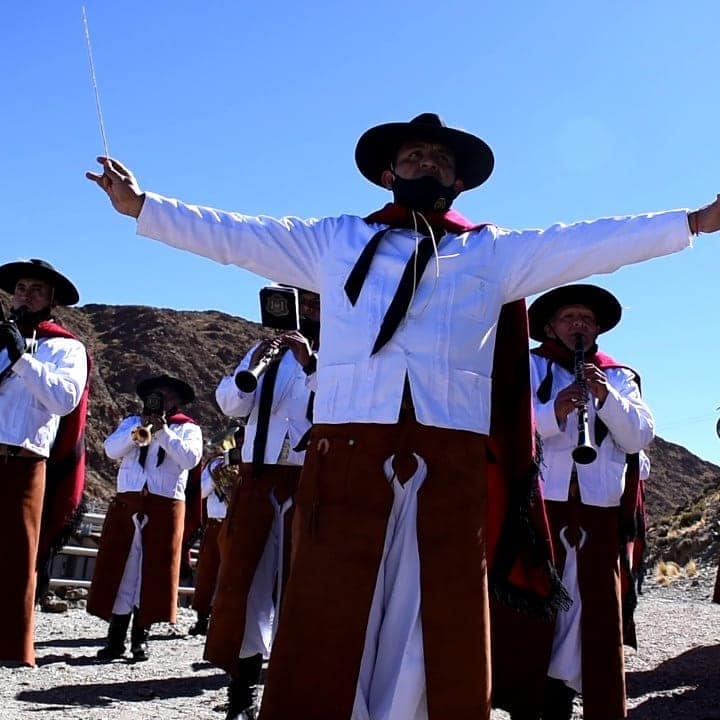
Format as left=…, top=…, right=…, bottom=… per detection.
left=2, top=564, right=719, bottom=720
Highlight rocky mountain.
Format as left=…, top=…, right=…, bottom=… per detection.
left=644, top=436, right=720, bottom=519
left=12, top=297, right=720, bottom=563
left=643, top=436, right=720, bottom=567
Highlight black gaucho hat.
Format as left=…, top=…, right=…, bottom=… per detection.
left=528, top=284, right=622, bottom=342
left=355, top=112, right=495, bottom=190
left=0, top=258, right=79, bottom=306
left=136, top=374, right=195, bottom=405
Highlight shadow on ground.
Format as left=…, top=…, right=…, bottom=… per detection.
left=35, top=637, right=98, bottom=649
left=627, top=644, right=720, bottom=719
left=16, top=673, right=226, bottom=708
left=35, top=629, right=188, bottom=652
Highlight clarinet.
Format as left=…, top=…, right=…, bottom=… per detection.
left=571, top=333, right=597, bottom=465
left=235, top=342, right=285, bottom=393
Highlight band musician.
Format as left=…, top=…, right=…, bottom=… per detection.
left=204, top=288, right=319, bottom=720
left=527, top=284, right=653, bottom=720
left=88, top=373, right=203, bottom=661
left=0, top=258, right=89, bottom=667
left=188, top=424, right=244, bottom=636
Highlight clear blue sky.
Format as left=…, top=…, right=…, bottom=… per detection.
left=4, top=2, right=720, bottom=465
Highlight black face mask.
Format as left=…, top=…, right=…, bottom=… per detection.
left=10, top=305, right=52, bottom=333
left=391, top=174, right=458, bottom=212
left=299, top=317, right=320, bottom=344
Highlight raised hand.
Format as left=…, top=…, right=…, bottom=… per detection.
left=281, top=330, right=313, bottom=368
left=142, top=412, right=167, bottom=431
left=85, top=157, right=145, bottom=217
left=690, top=194, right=720, bottom=234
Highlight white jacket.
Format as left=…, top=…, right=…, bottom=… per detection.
left=0, top=336, right=87, bottom=456
left=215, top=344, right=312, bottom=466
left=104, top=416, right=203, bottom=500
left=201, top=458, right=228, bottom=519
left=138, top=193, right=691, bottom=434
left=531, top=354, right=654, bottom=507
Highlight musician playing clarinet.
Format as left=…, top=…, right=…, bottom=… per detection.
left=206, top=287, right=319, bottom=720
left=526, top=284, right=653, bottom=720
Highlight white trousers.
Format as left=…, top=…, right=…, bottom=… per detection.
left=548, top=526, right=587, bottom=693
left=239, top=490, right=294, bottom=659
left=351, top=454, right=428, bottom=720
left=112, top=512, right=149, bottom=615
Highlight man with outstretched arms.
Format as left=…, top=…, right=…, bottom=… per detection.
left=87, top=113, right=720, bottom=720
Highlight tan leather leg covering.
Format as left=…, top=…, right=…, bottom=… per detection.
left=0, top=457, right=45, bottom=666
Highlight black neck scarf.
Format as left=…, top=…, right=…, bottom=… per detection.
left=344, top=203, right=490, bottom=355
left=252, top=349, right=287, bottom=477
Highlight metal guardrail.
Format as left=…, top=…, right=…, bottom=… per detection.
left=48, top=577, right=195, bottom=596
left=49, top=511, right=197, bottom=596
left=57, top=546, right=97, bottom=558
left=57, top=544, right=199, bottom=560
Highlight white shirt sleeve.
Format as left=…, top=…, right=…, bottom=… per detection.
left=201, top=460, right=220, bottom=498
left=12, top=337, right=88, bottom=416
left=104, top=416, right=140, bottom=460
left=490, top=210, right=692, bottom=303
left=155, top=422, right=204, bottom=470
left=215, top=344, right=259, bottom=418
left=137, top=192, right=339, bottom=293
left=596, top=369, right=655, bottom=454
left=535, top=397, right=564, bottom=438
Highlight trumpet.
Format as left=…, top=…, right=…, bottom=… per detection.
left=235, top=342, right=284, bottom=393
left=572, top=333, right=598, bottom=465
left=209, top=452, right=241, bottom=502
left=131, top=423, right=153, bottom=447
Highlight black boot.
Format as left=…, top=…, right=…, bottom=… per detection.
left=97, top=613, right=131, bottom=660
left=188, top=612, right=209, bottom=636
left=226, top=653, right=262, bottom=720
left=542, top=678, right=576, bottom=720
left=130, top=613, right=151, bottom=662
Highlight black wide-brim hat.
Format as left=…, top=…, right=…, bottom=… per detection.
left=528, top=284, right=622, bottom=342
left=355, top=113, right=495, bottom=190
left=0, top=258, right=79, bottom=306
left=136, top=374, right=195, bottom=405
